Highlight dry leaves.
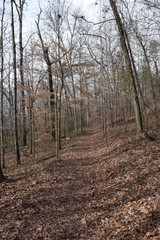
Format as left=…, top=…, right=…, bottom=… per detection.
left=0, top=122, right=160, bottom=239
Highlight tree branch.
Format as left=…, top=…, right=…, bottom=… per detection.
left=74, top=15, right=115, bottom=26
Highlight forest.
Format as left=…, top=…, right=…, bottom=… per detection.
left=0, top=0, right=160, bottom=239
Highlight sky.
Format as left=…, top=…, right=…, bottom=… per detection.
left=24, top=0, right=97, bottom=18
left=72, top=0, right=97, bottom=10
left=23, top=0, right=97, bottom=28
left=0, top=0, right=99, bottom=40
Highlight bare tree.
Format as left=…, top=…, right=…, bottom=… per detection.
left=0, top=0, right=6, bottom=180
left=11, top=0, right=21, bottom=165
left=36, top=10, right=55, bottom=140
left=109, top=0, right=143, bottom=133
left=143, top=0, right=160, bottom=9
left=14, top=0, right=27, bottom=146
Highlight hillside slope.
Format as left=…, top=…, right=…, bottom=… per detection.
left=0, top=121, right=160, bottom=239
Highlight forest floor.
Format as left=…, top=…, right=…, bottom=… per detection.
left=0, top=119, right=160, bottom=240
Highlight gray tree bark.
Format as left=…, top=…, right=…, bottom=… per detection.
left=15, top=0, right=27, bottom=146
left=0, top=0, right=6, bottom=180
left=36, top=11, right=55, bottom=140
left=109, top=0, right=143, bottom=133
left=11, top=0, right=21, bottom=165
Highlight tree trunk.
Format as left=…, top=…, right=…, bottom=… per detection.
left=36, top=13, right=55, bottom=140
left=140, top=41, right=156, bottom=113
left=79, top=75, right=84, bottom=133
left=65, top=53, right=78, bottom=135
left=18, top=0, right=27, bottom=146
left=0, top=166, right=5, bottom=182
left=11, top=0, right=21, bottom=165
left=57, top=42, right=64, bottom=150
left=48, top=63, right=55, bottom=140
left=0, top=0, right=5, bottom=168
left=55, top=88, right=59, bottom=159
left=125, top=31, right=148, bottom=133
left=0, top=0, right=6, bottom=180
left=109, top=0, right=143, bottom=133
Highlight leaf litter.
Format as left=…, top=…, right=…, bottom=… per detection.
left=0, top=121, right=160, bottom=239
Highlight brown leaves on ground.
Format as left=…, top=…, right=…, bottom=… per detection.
left=0, top=121, right=160, bottom=239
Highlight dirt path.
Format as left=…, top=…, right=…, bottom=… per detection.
left=0, top=122, right=160, bottom=239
